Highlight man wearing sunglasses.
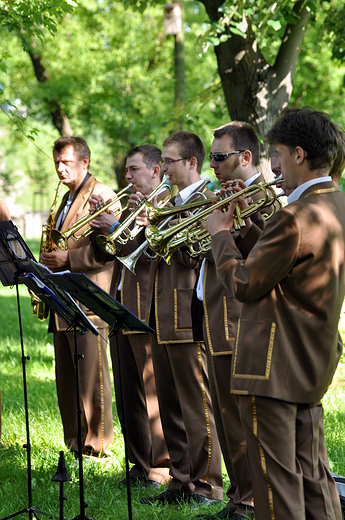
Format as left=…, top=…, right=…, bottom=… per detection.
left=193, top=121, right=266, bottom=520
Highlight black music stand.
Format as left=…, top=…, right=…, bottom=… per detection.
left=47, top=272, right=154, bottom=520
left=0, top=221, right=97, bottom=520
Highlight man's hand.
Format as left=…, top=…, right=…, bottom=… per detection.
left=40, top=250, right=69, bottom=270
left=129, top=191, right=149, bottom=227
left=89, top=211, right=119, bottom=235
left=128, top=192, right=145, bottom=211
left=202, top=201, right=236, bottom=236
left=89, top=194, right=106, bottom=212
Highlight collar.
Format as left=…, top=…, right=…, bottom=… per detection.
left=287, top=176, right=332, bottom=204
left=245, top=171, right=261, bottom=186
left=175, top=179, right=205, bottom=206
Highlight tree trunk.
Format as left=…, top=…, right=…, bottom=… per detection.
left=199, top=0, right=311, bottom=139
left=28, top=48, right=73, bottom=136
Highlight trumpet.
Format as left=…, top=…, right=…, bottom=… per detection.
left=96, top=175, right=171, bottom=255
left=117, top=178, right=211, bottom=273
left=145, top=177, right=283, bottom=260
left=51, top=184, right=132, bottom=251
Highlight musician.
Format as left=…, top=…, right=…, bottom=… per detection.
left=89, top=145, right=170, bottom=487
left=137, top=132, right=223, bottom=506
left=194, top=122, right=263, bottom=520
left=204, top=107, right=344, bottom=520
left=41, top=136, right=116, bottom=457
left=0, top=198, right=10, bottom=440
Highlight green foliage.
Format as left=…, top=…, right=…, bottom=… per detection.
left=0, top=0, right=76, bottom=46
left=0, top=0, right=226, bottom=194
left=2, top=0, right=345, bottom=198
left=290, top=1, right=345, bottom=122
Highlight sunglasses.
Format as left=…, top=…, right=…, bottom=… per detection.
left=209, top=150, right=245, bottom=162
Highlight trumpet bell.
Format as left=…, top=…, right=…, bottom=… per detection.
left=96, top=234, right=117, bottom=255
left=51, top=229, right=68, bottom=251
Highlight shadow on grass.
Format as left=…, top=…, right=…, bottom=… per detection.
left=0, top=443, right=162, bottom=520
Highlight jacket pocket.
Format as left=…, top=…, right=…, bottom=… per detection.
left=232, top=319, right=276, bottom=380
left=174, top=288, right=193, bottom=332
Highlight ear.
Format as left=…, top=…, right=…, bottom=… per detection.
left=152, top=165, right=160, bottom=178
left=295, top=146, right=307, bottom=164
left=241, top=150, right=252, bottom=167
left=189, top=156, right=198, bottom=169
left=83, top=156, right=90, bottom=170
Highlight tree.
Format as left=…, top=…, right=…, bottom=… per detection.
left=0, top=0, right=76, bottom=64
left=199, top=0, right=312, bottom=138
left=0, top=1, right=77, bottom=137
left=1, top=0, right=227, bottom=188
left=126, top=1, right=344, bottom=127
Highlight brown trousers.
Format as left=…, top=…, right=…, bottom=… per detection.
left=240, top=395, right=342, bottom=520
left=53, top=326, right=113, bottom=454
left=110, top=332, right=170, bottom=484
left=150, top=336, right=223, bottom=499
left=207, top=352, right=253, bottom=516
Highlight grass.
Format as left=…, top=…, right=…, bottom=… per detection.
left=0, top=238, right=345, bottom=519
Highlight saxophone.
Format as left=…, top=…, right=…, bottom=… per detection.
left=30, top=181, right=63, bottom=321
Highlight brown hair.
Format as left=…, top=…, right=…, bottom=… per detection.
left=163, top=131, right=205, bottom=173
left=213, top=121, right=260, bottom=166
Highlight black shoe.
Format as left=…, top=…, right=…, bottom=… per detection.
left=196, top=508, right=245, bottom=520
left=119, top=475, right=161, bottom=490
left=140, top=489, right=220, bottom=507
left=140, top=489, right=193, bottom=505
left=191, top=495, right=221, bottom=508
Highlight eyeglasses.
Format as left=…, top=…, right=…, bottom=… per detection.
left=162, top=158, right=186, bottom=165
left=209, top=150, right=245, bottom=162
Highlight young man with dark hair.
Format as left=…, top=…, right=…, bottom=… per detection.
left=126, top=144, right=163, bottom=172
left=89, top=144, right=170, bottom=487
left=204, top=107, right=344, bottom=520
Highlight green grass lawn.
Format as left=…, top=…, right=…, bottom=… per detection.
left=0, top=239, right=344, bottom=519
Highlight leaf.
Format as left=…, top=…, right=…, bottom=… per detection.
left=230, top=27, right=247, bottom=38
left=206, top=36, right=221, bottom=45
left=306, top=1, right=317, bottom=16
left=267, top=19, right=282, bottom=31
left=283, top=14, right=298, bottom=25
left=235, top=22, right=247, bottom=34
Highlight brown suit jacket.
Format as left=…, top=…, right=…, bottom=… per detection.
left=212, top=181, right=345, bottom=403
left=51, top=174, right=116, bottom=329
left=197, top=213, right=265, bottom=355
left=91, top=208, right=152, bottom=333
left=145, top=185, right=214, bottom=344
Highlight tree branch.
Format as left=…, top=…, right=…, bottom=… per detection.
left=28, top=46, right=73, bottom=136
left=272, top=0, right=311, bottom=88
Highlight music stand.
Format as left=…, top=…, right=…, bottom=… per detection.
left=47, top=272, right=154, bottom=520
left=22, top=265, right=99, bottom=520
left=0, top=221, right=97, bottom=520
